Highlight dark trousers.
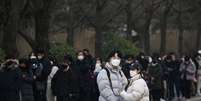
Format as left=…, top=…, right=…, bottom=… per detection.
left=0, top=92, right=20, bottom=101
left=167, top=79, right=175, bottom=100
left=175, top=77, right=182, bottom=97
left=150, top=89, right=161, bottom=101
left=181, top=79, right=192, bottom=98
left=34, top=90, right=46, bottom=101
left=57, top=96, right=69, bottom=101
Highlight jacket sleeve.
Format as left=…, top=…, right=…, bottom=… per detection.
left=120, top=80, right=145, bottom=101
left=49, top=66, right=59, bottom=79
left=97, top=70, right=119, bottom=101
left=186, top=63, right=196, bottom=74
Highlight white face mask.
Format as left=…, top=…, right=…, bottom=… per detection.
left=38, top=56, right=43, bottom=59
left=78, top=55, right=84, bottom=60
left=30, top=56, right=37, bottom=59
left=95, top=63, right=102, bottom=69
left=130, top=70, right=138, bottom=77
left=50, top=61, right=54, bottom=65
left=110, top=59, right=121, bottom=67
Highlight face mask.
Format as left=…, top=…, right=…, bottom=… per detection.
left=110, top=59, right=121, bottom=67
left=130, top=70, right=138, bottom=77
left=148, top=57, right=152, bottom=63
left=30, top=56, right=37, bottom=59
left=50, top=61, right=54, bottom=65
left=78, top=55, right=84, bottom=60
left=38, top=56, right=43, bottom=60
left=95, top=63, right=102, bottom=68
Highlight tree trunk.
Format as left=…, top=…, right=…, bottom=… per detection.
left=67, top=27, right=74, bottom=47
left=95, top=0, right=104, bottom=57
left=126, top=0, right=132, bottom=40
left=35, top=9, right=50, bottom=52
left=2, top=0, right=19, bottom=56
left=95, top=26, right=103, bottom=57
left=196, top=28, right=201, bottom=50
left=177, top=12, right=183, bottom=54
left=143, top=13, right=152, bottom=55
left=160, top=9, right=169, bottom=53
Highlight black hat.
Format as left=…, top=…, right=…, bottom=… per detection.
left=129, top=62, right=142, bottom=71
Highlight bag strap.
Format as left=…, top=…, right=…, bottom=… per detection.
left=103, top=68, right=115, bottom=95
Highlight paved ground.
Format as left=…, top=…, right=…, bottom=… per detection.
left=189, top=96, right=201, bottom=101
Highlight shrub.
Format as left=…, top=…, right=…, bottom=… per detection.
left=101, top=33, right=139, bottom=59
left=49, top=43, right=76, bottom=62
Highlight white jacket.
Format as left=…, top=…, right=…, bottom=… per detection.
left=120, top=74, right=149, bottom=101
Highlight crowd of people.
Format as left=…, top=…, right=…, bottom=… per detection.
left=0, top=49, right=201, bottom=101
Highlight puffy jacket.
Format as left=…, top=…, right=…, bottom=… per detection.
left=120, top=74, right=149, bottom=101
left=97, top=63, right=128, bottom=101
left=180, top=61, right=196, bottom=80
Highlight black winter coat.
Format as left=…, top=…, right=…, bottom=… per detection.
left=20, top=68, right=34, bottom=101
left=51, top=66, right=79, bottom=99
left=0, top=64, right=21, bottom=101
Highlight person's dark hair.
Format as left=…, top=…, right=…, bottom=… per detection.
left=107, top=50, right=122, bottom=61
left=49, top=56, right=58, bottom=66
left=124, top=55, right=134, bottom=60
left=138, top=52, right=145, bottom=57
left=64, top=54, right=73, bottom=65
left=129, top=62, right=142, bottom=71
left=165, top=55, right=172, bottom=61
left=19, top=58, right=29, bottom=66
left=129, top=62, right=144, bottom=77
left=184, top=56, right=190, bottom=61
left=96, top=57, right=103, bottom=63
left=83, top=49, right=89, bottom=53
left=76, top=50, right=84, bottom=56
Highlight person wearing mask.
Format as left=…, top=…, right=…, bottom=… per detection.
left=162, top=55, right=176, bottom=101
left=33, top=50, right=51, bottom=101
left=51, top=55, right=79, bottom=101
left=120, top=63, right=149, bottom=101
left=19, top=59, right=34, bottom=101
left=122, top=55, right=134, bottom=78
left=75, top=51, right=93, bottom=101
left=194, top=50, right=201, bottom=96
left=97, top=50, right=128, bottom=101
left=94, top=57, right=103, bottom=76
left=136, top=52, right=149, bottom=71
left=0, top=55, right=21, bottom=101
left=148, top=58, right=162, bottom=101
left=180, top=56, right=196, bottom=99
left=46, top=57, right=59, bottom=101
left=93, top=57, right=104, bottom=101
left=83, top=49, right=94, bottom=67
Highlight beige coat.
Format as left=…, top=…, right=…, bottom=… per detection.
left=120, top=74, right=149, bottom=101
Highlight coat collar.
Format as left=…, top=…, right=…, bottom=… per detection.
left=105, top=62, right=121, bottom=73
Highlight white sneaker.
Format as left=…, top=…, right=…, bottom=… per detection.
left=160, top=98, right=166, bottom=101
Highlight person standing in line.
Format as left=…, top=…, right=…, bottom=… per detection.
left=33, top=50, right=51, bottom=101
left=51, top=55, right=79, bottom=101
left=75, top=51, right=93, bottom=101
left=0, top=55, right=21, bottom=101
left=46, top=57, right=59, bottom=101
left=19, top=59, right=34, bottom=101
left=97, top=50, right=128, bottom=101
left=120, top=63, right=149, bottom=101
left=148, top=58, right=162, bottom=101
left=180, top=56, right=196, bottom=99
